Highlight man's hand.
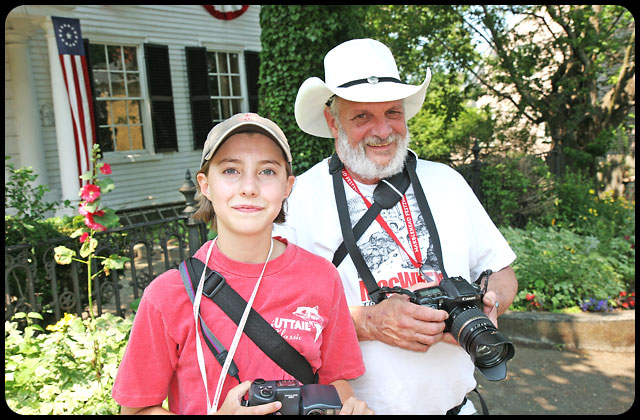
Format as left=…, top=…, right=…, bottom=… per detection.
left=481, top=265, right=518, bottom=328
left=350, top=292, right=449, bottom=352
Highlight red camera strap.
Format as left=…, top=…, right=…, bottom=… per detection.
left=341, top=169, right=423, bottom=270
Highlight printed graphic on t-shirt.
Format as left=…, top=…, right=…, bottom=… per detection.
left=346, top=192, right=443, bottom=304
left=271, top=306, right=324, bottom=342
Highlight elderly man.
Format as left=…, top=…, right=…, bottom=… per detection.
left=274, top=38, right=518, bottom=415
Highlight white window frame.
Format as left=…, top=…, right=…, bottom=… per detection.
left=202, top=42, right=249, bottom=124
left=87, top=35, right=159, bottom=164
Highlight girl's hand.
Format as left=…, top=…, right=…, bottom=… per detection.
left=338, top=396, right=374, bottom=415
left=211, top=381, right=282, bottom=415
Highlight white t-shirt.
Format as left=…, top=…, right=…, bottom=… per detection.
left=274, top=155, right=516, bottom=414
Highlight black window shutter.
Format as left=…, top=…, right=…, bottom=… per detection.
left=144, top=43, right=178, bottom=152
left=83, top=39, right=112, bottom=152
left=185, top=46, right=213, bottom=150
left=244, top=50, right=260, bottom=113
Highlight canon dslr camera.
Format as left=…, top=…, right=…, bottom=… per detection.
left=409, top=272, right=515, bottom=381
left=243, top=379, right=342, bottom=415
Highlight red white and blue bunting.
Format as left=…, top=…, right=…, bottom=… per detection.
left=202, top=5, right=249, bottom=20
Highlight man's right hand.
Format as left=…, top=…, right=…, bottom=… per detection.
left=350, top=293, right=453, bottom=352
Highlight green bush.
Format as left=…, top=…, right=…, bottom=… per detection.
left=5, top=156, right=74, bottom=247
left=480, top=154, right=556, bottom=228
left=5, top=311, right=133, bottom=415
left=502, top=226, right=632, bottom=311
left=552, top=170, right=635, bottom=240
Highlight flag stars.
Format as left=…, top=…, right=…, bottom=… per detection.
left=57, top=23, right=79, bottom=47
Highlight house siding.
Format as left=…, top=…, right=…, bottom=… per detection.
left=5, top=5, right=262, bottom=211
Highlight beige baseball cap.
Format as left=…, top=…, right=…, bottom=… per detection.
left=200, top=113, right=292, bottom=168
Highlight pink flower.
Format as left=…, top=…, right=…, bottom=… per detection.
left=79, top=232, right=89, bottom=243
left=80, top=184, right=101, bottom=203
left=99, top=163, right=112, bottom=175
left=84, top=213, right=107, bottom=232
left=78, top=202, right=91, bottom=216
left=79, top=202, right=105, bottom=217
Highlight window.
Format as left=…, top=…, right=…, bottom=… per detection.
left=206, top=51, right=243, bottom=124
left=89, top=43, right=144, bottom=152
left=186, top=47, right=258, bottom=149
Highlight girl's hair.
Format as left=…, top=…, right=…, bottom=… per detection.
left=192, top=133, right=293, bottom=231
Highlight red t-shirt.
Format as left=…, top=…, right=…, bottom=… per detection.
left=112, top=238, right=364, bottom=414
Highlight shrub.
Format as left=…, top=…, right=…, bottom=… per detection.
left=480, top=154, right=556, bottom=228
left=5, top=311, right=133, bottom=414
left=4, top=156, right=72, bottom=225
left=552, top=170, right=635, bottom=241
left=502, top=226, right=630, bottom=311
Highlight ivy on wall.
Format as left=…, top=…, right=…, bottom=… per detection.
left=258, top=5, right=369, bottom=175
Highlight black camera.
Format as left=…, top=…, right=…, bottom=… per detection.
left=409, top=274, right=515, bottom=381
left=243, top=379, right=342, bottom=415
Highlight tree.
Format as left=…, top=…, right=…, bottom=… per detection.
left=258, top=5, right=370, bottom=174
left=366, top=5, right=494, bottom=164
left=368, top=5, right=635, bottom=175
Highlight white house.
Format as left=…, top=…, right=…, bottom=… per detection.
left=5, top=5, right=262, bottom=213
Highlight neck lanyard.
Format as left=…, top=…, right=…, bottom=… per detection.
left=341, top=169, right=423, bottom=270
left=194, top=237, right=274, bottom=414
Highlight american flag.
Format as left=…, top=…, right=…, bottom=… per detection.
left=51, top=16, right=95, bottom=188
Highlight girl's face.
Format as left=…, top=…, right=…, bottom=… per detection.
left=196, top=132, right=295, bottom=239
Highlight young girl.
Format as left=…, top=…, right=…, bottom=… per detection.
left=112, top=113, right=372, bottom=415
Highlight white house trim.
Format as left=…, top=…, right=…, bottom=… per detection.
left=6, top=30, right=49, bottom=189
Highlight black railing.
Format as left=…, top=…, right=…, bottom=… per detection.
left=5, top=170, right=207, bottom=325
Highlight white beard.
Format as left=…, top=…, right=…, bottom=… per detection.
left=335, top=126, right=410, bottom=181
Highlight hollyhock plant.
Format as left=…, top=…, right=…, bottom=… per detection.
left=54, top=143, right=129, bottom=382
left=54, top=143, right=129, bottom=320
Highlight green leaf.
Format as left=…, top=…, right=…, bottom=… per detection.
left=93, top=208, right=120, bottom=229
left=27, top=312, right=43, bottom=320
left=83, top=201, right=100, bottom=213
left=54, top=246, right=76, bottom=265
left=102, top=254, right=130, bottom=270
left=96, top=177, right=115, bottom=194
left=80, top=171, right=94, bottom=181
left=79, top=237, right=98, bottom=258
left=69, top=228, right=85, bottom=238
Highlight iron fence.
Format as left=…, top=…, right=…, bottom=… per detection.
left=5, top=170, right=207, bottom=325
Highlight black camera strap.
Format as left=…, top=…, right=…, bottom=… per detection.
left=330, top=155, right=412, bottom=268
left=330, top=151, right=448, bottom=303
left=178, top=257, right=318, bottom=385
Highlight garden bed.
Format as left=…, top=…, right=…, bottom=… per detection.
left=499, top=309, right=635, bottom=352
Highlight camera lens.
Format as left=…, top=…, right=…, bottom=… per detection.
left=448, top=304, right=514, bottom=381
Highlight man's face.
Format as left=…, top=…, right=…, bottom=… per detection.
left=326, top=98, right=409, bottom=183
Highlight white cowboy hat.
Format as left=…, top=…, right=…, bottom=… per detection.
left=295, top=38, right=431, bottom=138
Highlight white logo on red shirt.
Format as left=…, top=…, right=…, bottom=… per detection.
left=271, top=306, right=324, bottom=342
